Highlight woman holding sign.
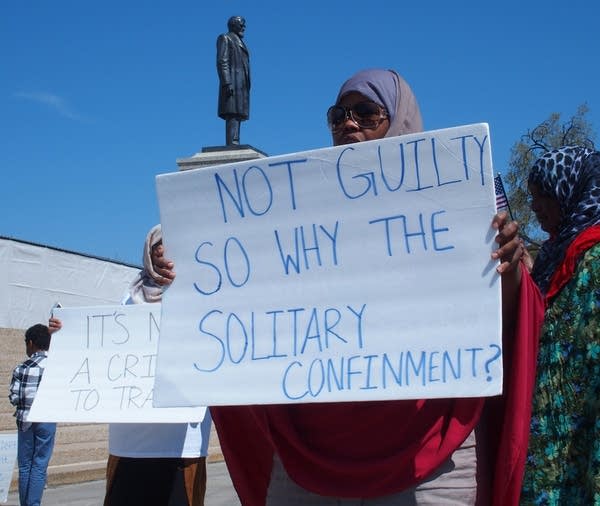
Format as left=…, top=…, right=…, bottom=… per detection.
left=520, top=147, right=600, bottom=504
left=209, top=68, right=544, bottom=505
left=104, top=225, right=211, bottom=506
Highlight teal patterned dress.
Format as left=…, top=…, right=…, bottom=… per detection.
left=521, top=243, right=600, bottom=505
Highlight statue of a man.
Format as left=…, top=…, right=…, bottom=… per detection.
left=216, top=16, right=250, bottom=146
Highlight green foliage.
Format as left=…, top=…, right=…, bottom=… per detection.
left=504, top=104, right=596, bottom=246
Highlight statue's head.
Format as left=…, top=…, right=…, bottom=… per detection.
left=227, top=16, right=246, bottom=36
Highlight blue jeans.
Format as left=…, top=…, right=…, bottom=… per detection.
left=17, top=422, right=56, bottom=506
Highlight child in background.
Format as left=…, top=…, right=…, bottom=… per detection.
left=9, top=323, right=56, bottom=506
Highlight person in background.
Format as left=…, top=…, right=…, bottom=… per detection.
left=9, top=323, right=56, bottom=506
left=520, top=146, right=600, bottom=504
left=208, top=68, right=545, bottom=505
left=101, top=224, right=211, bottom=506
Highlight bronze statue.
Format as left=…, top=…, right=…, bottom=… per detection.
left=216, top=16, right=250, bottom=146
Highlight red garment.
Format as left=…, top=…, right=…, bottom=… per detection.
left=212, top=268, right=544, bottom=506
left=545, top=225, right=600, bottom=304
left=486, top=269, right=544, bottom=506
left=212, top=401, right=481, bottom=505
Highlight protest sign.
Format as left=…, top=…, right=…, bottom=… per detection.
left=0, top=433, right=17, bottom=503
left=154, top=123, right=502, bottom=407
left=28, top=304, right=206, bottom=423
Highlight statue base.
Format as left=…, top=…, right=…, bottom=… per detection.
left=176, top=144, right=268, bottom=171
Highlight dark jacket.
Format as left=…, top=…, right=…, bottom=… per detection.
left=216, top=32, right=250, bottom=120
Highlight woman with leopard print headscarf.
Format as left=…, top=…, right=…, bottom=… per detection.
left=521, top=146, right=600, bottom=504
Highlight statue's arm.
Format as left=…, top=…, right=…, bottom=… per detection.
left=216, top=34, right=232, bottom=85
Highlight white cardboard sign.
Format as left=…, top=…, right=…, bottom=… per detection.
left=154, top=123, right=502, bottom=407
left=0, top=433, right=17, bottom=503
left=28, top=304, right=206, bottom=423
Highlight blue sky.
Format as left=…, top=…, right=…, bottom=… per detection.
left=2, top=1, right=598, bottom=266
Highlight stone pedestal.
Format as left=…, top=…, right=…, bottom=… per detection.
left=176, top=144, right=267, bottom=171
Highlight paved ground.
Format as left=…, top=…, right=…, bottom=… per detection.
left=4, top=461, right=241, bottom=506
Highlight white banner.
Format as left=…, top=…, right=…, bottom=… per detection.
left=0, top=237, right=139, bottom=330
left=154, top=123, right=503, bottom=407
left=0, top=433, right=17, bottom=503
left=28, top=304, right=206, bottom=423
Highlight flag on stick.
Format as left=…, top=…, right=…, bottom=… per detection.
left=494, top=173, right=513, bottom=219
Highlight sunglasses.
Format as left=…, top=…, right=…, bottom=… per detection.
left=327, top=101, right=389, bottom=132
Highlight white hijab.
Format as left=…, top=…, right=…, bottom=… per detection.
left=128, top=224, right=164, bottom=304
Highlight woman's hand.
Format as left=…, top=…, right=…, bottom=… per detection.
left=152, top=254, right=176, bottom=286
left=491, top=212, right=523, bottom=275
left=491, top=212, right=523, bottom=334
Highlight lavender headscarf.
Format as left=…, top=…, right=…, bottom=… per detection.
left=335, top=68, right=424, bottom=136
left=128, top=224, right=164, bottom=303
left=529, top=146, right=600, bottom=294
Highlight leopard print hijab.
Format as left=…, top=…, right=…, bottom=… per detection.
left=529, top=146, right=600, bottom=294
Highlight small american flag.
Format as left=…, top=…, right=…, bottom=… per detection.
left=494, top=174, right=510, bottom=214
